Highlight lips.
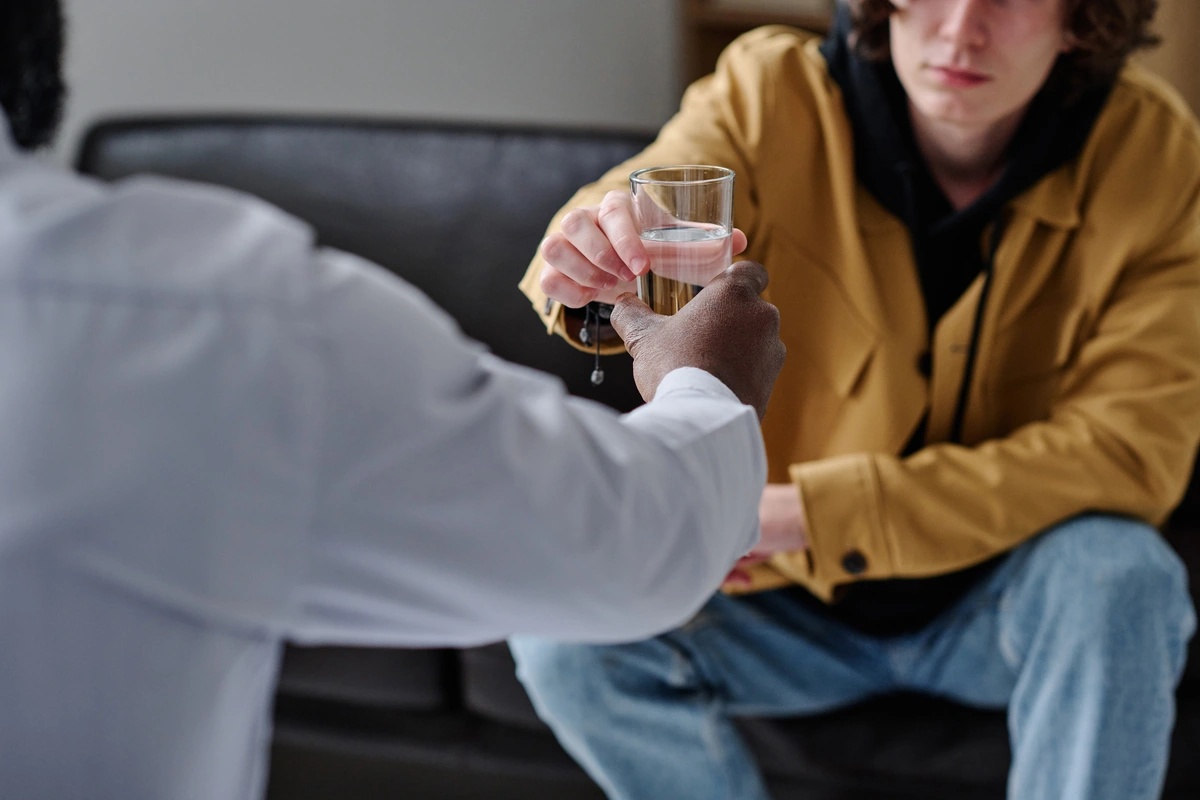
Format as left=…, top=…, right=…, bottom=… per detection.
left=928, top=65, right=991, bottom=88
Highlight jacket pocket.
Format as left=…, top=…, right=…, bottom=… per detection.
left=762, top=223, right=876, bottom=399
left=985, top=301, right=1085, bottom=430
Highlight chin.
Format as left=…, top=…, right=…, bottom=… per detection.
left=915, top=97, right=984, bottom=127
left=922, top=88, right=1015, bottom=127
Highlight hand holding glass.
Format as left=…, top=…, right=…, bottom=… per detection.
left=632, top=165, right=735, bottom=315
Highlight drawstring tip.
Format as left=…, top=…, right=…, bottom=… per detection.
left=586, top=303, right=605, bottom=387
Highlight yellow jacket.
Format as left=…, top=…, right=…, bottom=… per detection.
left=519, top=28, right=1200, bottom=602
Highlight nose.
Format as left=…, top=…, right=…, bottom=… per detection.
left=939, top=0, right=989, bottom=52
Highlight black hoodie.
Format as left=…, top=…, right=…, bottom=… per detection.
left=792, top=5, right=1113, bottom=636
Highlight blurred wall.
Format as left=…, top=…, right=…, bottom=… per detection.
left=55, top=0, right=680, bottom=162
left=1139, top=0, right=1200, bottom=116
left=51, top=0, right=1200, bottom=165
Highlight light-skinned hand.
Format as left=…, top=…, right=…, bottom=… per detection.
left=723, top=483, right=809, bottom=589
left=539, top=189, right=748, bottom=307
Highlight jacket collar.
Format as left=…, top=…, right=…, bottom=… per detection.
left=819, top=3, right=1111, bottom=232
left=1006, top=166, right=1084, bottom=229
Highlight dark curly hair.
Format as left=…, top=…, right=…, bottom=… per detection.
left=0, top=0, right=67, bottom=150
left=849, top=0, right=1159, bottom=86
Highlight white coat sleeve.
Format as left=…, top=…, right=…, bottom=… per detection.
left=291, top=250, right=766, bottom=647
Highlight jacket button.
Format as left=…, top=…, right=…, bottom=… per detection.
left=916, top=351, right=932, bottom=378
left=841, top=550, right=868, bottom=575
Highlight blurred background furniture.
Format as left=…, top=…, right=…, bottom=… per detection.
left=1136, top=0, right=1200, bottom=115
left=679, top=0, right=833, bottom=85
left=77, top=115, right=1199, bottom=799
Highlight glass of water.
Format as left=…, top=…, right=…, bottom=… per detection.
left=630, top=165, right=735, bottom=315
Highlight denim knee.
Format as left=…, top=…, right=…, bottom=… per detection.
left=1001, top=514, right=1196, bottom=670
left=510, top=633, right=697, bottom=729
left=508, top=638, right=606, bottom=722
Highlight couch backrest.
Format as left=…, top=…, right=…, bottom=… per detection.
left=76, top=116, right=654, bottom=411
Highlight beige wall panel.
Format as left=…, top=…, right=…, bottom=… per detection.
left=1139, top=0, right=1200, bottom=115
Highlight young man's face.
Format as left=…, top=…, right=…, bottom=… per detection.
left=888, top=0, right=1072, bottom=132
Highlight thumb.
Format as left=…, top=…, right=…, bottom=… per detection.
left=608, top=291, right=660, bottom=354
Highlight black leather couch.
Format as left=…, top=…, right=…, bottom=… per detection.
left=77, top=116, right=1200, bottom=799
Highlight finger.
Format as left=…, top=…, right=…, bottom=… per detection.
left=608, top=292, right=659, bottom=352
left=736, top=551, right=771, bottom=567
left=640, top=232, right=735, bottom=285
left=538, top=263, right=600, bottom=309
left=731, top=228, right=748, bottom=256
left=540, top=234, right=620, bottom=293
left=633, top=236, right=734, bottom=286
left=722, top=567, right=753, bottom=589
left=561, top=205, right=637, bottom=283
left=596, top=191, right=650, bottom=278
left=718, top=260, right=770, bottom=296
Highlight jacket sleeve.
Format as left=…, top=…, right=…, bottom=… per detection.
left=518, top=27, right=794, bottom=350
left=785, top=127, right=1200, bottom=600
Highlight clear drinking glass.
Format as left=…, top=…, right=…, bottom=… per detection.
left=630, top=165, right=735, bottom=315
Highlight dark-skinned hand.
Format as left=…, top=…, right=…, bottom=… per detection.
left=608, top=261, right=785, bottom=419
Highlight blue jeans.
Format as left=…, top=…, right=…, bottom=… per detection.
left=510, top=515, right=1196, bottom=800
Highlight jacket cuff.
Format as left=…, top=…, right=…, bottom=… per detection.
left=518, top=267, right=627, bottom=355
left=789, top=453, right=896, bottom=596
left=518, top=265, right=563, bottom=334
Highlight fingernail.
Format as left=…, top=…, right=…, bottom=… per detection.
left=631, top=257, right=649, bottom=275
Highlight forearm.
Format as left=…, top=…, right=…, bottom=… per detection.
left=301, top=250, right=766, bottom=645
left=802, top=406, right=1190, bottom=599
